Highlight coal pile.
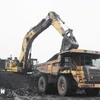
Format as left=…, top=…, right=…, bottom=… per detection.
left=0, top=72, right=100, bottom=100
left=0, top=71, right=43, bottom=99
left=0, top=72, right=33, bottom=89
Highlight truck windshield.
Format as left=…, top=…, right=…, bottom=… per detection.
left=80, top=55, right=100, bottom=67
left=92, top=58, right=100, bottom=67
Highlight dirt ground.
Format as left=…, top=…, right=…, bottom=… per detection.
left=0, top=90, right=100, bottom=100
left=0, top=72, right=100, bottom=100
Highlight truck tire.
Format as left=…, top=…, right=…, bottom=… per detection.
left=57, top=75, right=72, bottom=96
left=38, top=76, right=48, bottom=94
left=85, top=88, right=99, bottom=96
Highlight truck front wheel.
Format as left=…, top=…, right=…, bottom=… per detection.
left=57, top=75, right=72, bottom=96
left=85, top=88, right=99, bottom=96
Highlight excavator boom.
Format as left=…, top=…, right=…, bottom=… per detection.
left=19, top=18, right=52, bottom=69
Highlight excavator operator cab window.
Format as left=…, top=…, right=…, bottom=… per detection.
left=31, top=59, right=38, bottom=67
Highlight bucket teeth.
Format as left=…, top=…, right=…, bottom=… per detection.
left=60, top=35, right=79, bottom=53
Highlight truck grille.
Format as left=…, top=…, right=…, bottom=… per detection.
left=88, top=68, right=100, bottom=83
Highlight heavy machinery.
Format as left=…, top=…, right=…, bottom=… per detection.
left=34, top=49, right=100, bottom=96
left=2, top=11, right=100, bottom=97
left=4, top=11, right=78, bottom=72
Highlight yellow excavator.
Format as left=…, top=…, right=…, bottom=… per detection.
left=4, top=11, right=78, bottom=73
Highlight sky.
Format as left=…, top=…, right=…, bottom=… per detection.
left=0, top=0, right=100, bottom=63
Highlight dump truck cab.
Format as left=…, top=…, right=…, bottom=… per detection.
left=34, top=49, right=100, bottom=96
left=61, top=49, right=100, bottom=85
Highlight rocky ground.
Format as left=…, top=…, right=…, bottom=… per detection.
left=0, top=72, right=100, bottom=100
left=0, top=90, right=100, bottom=100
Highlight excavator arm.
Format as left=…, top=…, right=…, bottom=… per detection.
left=19, top=11, right=79, bottom=70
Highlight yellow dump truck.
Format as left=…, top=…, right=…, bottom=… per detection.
left=33, top=49, right=100, bottom=96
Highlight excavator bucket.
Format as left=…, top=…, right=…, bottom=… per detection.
left=60, top=29, right=79, bottom=53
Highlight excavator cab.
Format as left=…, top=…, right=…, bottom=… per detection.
left=30, top=58, right=38, bottom=68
